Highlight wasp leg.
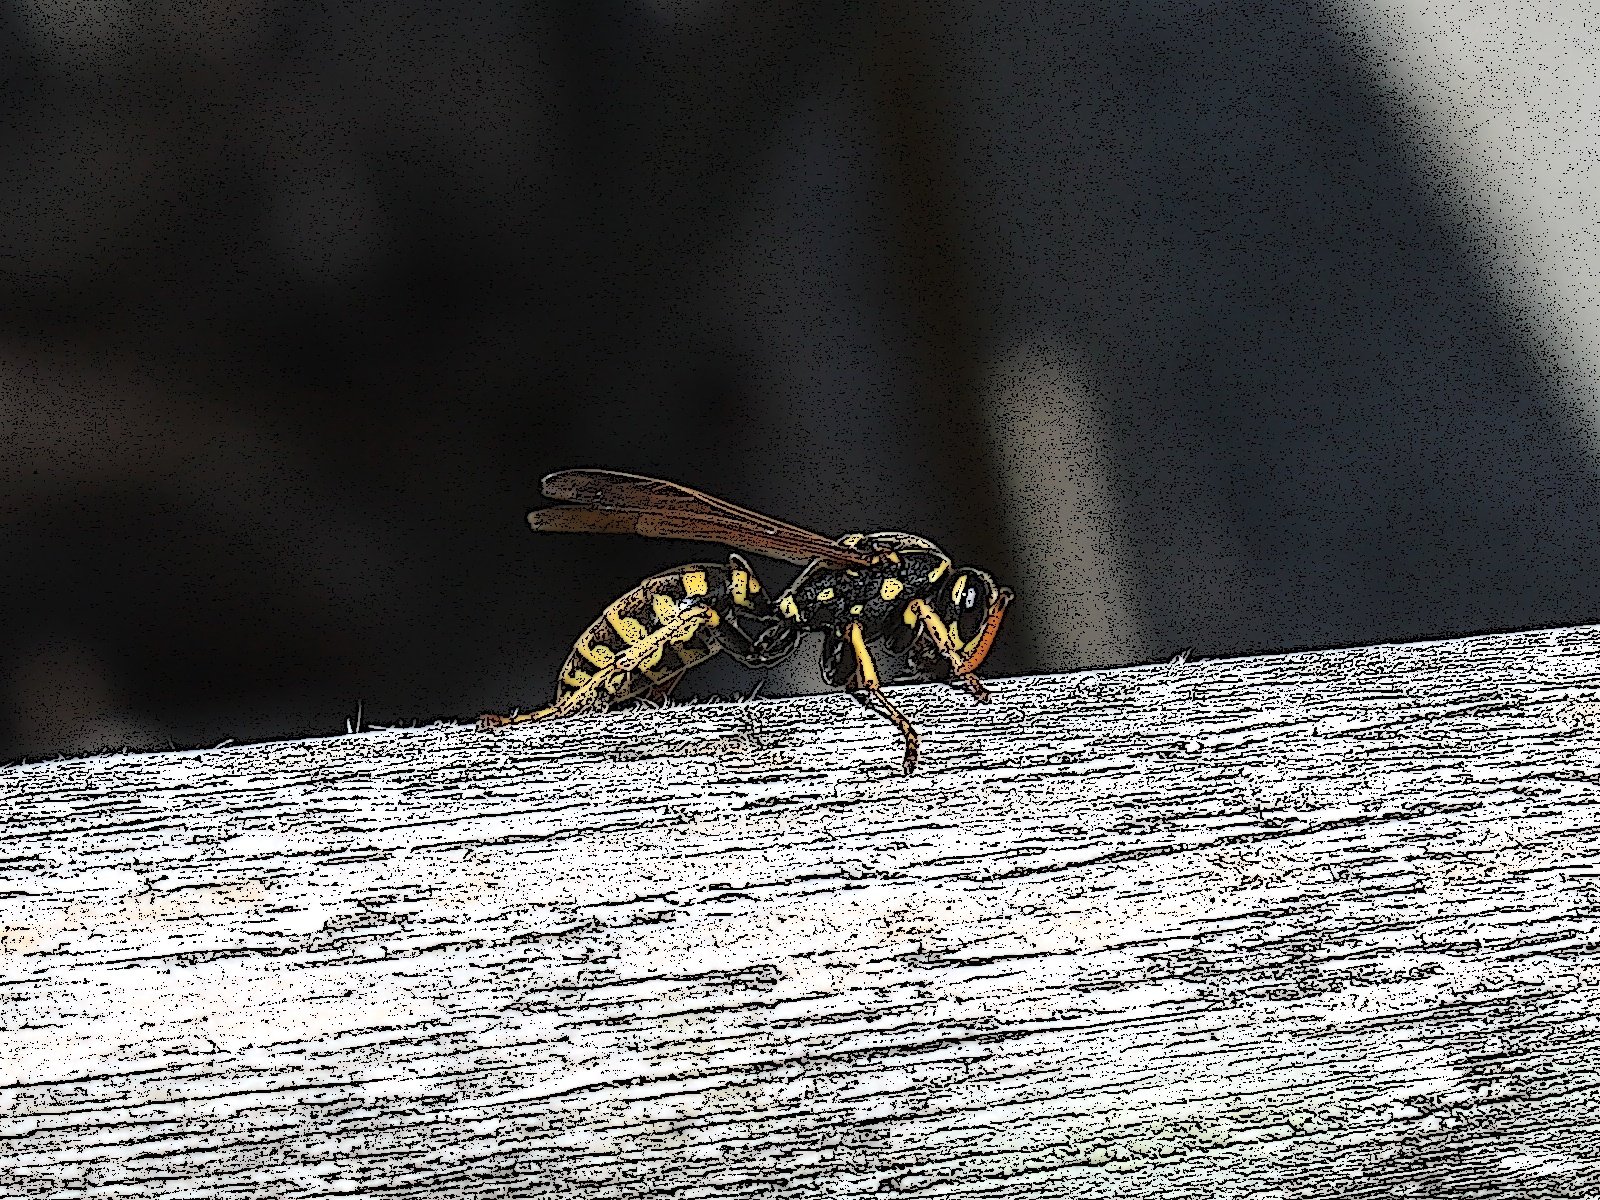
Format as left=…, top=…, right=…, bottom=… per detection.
left=478, top=706, right=554, bottom=729
left=477, top=683, right=597, bottom=728
left=845, top=620, right=920, bottom=775
left=713, top=609, right=800, bottom=669
left=904, top=598, right=992, bottom=704
left=719, top=554, right=801, bottom=668
left=479, top=606, right=718, bottom=730
left=643, top=672, right=686, bottom=705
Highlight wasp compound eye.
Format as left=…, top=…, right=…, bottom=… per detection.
left=954, top=572, right=998, bottom=648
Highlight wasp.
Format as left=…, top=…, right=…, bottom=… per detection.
left=478, top=470, right=1013, bottom=774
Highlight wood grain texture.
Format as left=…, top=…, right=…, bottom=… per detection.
left=3, top=625, right=1600, bottom=1198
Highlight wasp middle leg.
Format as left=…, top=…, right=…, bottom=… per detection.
left=834, top=620, right=920, bottom=775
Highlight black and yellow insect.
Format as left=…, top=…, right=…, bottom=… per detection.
left=478, top=469, right=1013, bottom=774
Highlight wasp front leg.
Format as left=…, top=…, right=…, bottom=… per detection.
left=902, top=598, right=994, bottom=703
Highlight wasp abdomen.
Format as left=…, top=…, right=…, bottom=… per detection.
left=553, top=564, right=731, bottom=706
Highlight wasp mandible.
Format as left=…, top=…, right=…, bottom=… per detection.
left=478, top=469, right=1013, bottom=774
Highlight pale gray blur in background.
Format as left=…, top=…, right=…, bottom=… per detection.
left=4, top=0, right=1600, bottom=760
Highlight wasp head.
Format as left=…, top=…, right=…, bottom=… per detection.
left=908, top=567, right=1013, bottom=680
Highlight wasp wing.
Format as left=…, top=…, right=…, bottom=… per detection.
left=531, top=469, right=873, bottom=568
left=541, top=470, right=735, bottom=515
left=542, top=470, right=856, bottom=539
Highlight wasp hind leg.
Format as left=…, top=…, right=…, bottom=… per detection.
left=642, top=672, right=686, bottom=706
left=475, top=684, right=594, bottom=730
left=717, top=554, right=800, bottom=669
left=837, top=621, right=920, bottom=776
left=477, top=707, right=553, bottom=729
left=479, top=604, right=719, bottom=731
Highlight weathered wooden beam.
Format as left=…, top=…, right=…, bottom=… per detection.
left=3, top=625, right=1599, bottom=1197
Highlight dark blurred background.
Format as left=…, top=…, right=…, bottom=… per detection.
left=5, top=0, right=1600, bottom=761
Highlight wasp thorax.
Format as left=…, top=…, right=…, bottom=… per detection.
left=780, top=541, right=948, bottom=639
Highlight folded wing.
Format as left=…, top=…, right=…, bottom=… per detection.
left=530, top=469, right=873, bottom=568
